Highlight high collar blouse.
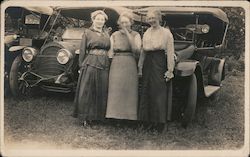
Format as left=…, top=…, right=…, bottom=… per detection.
left=108, top=30, right=141, bottom=58
left=78, top=27, right=111, bottom=70
left=143, top=26, right=174, bottom=52
left=139, top=26, right=175, bottom=72
left=85, top=27, right=110, bottom=50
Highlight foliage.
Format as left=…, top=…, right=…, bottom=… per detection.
left=221, top=7, right=245, bottom=59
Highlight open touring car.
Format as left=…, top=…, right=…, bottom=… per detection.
left=8, top=6, right=228, bottom=126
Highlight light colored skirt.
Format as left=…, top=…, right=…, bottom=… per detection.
left=106, top=53, right=138, bottom=120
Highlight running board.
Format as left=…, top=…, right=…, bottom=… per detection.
left=204, top=85, right=221, bottom=97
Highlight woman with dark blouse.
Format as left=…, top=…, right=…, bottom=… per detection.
left=138, top=9, right=175, bottom=130
left=73, top=10, right=111, bottom=126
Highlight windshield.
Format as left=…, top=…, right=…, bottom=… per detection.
left=162, top=14, right=227, bottom=47
left=61, top=28, right=85, bottom=40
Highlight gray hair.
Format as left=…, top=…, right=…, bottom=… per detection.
left=91, top=10, right=108, bottom=21
left=117, top=11, right=134, bottom=25
left=146, top=9, right=162, bottom=23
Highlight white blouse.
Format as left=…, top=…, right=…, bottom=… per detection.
left=138, top=26, right=175, bottom=73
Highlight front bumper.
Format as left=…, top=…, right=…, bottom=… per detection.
left=19, top=71, right=75, bottom=93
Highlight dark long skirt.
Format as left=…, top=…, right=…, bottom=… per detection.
left=138, top=50, right=172, bottom=123
left=73, top=65, right=109, bottom=121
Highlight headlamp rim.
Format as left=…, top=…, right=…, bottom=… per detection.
left=22, top=47, right=37, bottom=62
left=201, top=24, right=210, bottom=33
left=56, top=49, right=73, bottom=64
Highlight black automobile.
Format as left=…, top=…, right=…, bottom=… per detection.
left=8, top=6, right=228, bottom=126
left=4, top=6, right=53, bottom=94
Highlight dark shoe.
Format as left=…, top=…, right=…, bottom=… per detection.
left=154, top=123, right=165, bottom=133
left=82, top=120, right=92, bottom=127
left=71, top=112, right=78, bottom=118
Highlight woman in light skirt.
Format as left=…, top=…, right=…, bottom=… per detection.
left=106, top=12, right=141, bottom=120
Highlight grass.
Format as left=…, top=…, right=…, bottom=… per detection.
left=4, top=72, right=244, bottom=150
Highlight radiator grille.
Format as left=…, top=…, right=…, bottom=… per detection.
left=34, top=46, right=66, bottom=76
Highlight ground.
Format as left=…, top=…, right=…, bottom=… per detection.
left=4, top=72, right=244, bottom=150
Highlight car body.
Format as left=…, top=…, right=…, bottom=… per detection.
left=8, top=6, right=229, bottom=127
left=4, top=6, right=53, bottom=94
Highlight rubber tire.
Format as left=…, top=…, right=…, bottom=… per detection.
left=9, top=55, right=23, bottom=97
left=182, top=74, right=197, bottom=128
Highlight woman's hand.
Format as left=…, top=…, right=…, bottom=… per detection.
left=121, top=27, right=141, bottom=55
left=164, top=71, right=174, bottom=82
left=121, top=27, right=131, bottom=36
left=138, top=67, right=143, bottom=77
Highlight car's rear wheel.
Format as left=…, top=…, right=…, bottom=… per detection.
left=9, top=55, right=30, bottom=97
left=181, top=74, right=197, bottom=128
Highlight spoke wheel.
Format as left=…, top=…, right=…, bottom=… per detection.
left=9, top=55, right=31, bottom=97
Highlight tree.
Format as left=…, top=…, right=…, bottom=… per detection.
left=221, top=7, right=245, bottom=59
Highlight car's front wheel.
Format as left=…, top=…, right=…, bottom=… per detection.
left=181, top=74, right=197, bottom=128
left=9, top=55, right=30, bottom=97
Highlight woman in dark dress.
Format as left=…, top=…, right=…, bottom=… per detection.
left=73, top=10, right=111, bottom=126
left=138, top=9, right=175, bottom=130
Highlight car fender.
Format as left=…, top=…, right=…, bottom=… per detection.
left=174, top=60, right=200, bottom=77
left=174, top=61, right=206, bottom=98
left=221, top=59, right=226, bottom=80
left=8, top=46, right=26, bottom=52
left=208, top=58, right=226, bottom=86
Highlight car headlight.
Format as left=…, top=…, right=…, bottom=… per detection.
left=22, top=47, right=37, bottom=62
left=201, top=25, right=210, bottom=33
left=56, top=49, right=72, bottom=64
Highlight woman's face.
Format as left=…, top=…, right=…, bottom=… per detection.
left=92, top=14, right=106, bottom=29
left=147, top=12, right=160, bottom=28
left=119, top=16, right=132, bottom=30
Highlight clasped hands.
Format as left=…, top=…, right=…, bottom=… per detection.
left=138, top=68, right=174, bottom=82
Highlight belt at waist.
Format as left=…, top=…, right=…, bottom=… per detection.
left=144, top=49, right=165, bottom=53
left=88, top=49, right=108, bottom=56
left=114, top=52, right=133, bottom=56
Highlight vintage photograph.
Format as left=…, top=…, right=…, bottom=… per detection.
left=1, top=1, right=249, bottom=156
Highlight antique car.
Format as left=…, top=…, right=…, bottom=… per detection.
left=9, top=6, right=142, bottom=95
left=135, top=7, right=228, bottom=126
left=4, top=6, right=53, bottom=94
left=9, top=6, right=228, bottom=127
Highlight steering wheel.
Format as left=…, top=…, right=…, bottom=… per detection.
left=174, top=28, right=193, bottom=41
left=176, top=32, right=187, bottom=40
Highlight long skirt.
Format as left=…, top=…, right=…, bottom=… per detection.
left=138, top=50, right=172, bottom=123
left=106, top=54, right=138, bottom=120
left=73, top=65, right=109, bottom=121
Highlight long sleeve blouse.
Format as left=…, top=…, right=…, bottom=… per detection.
left=79, top=27, right=111, bottom=70
left=138, top=26, right=175, bottom=72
